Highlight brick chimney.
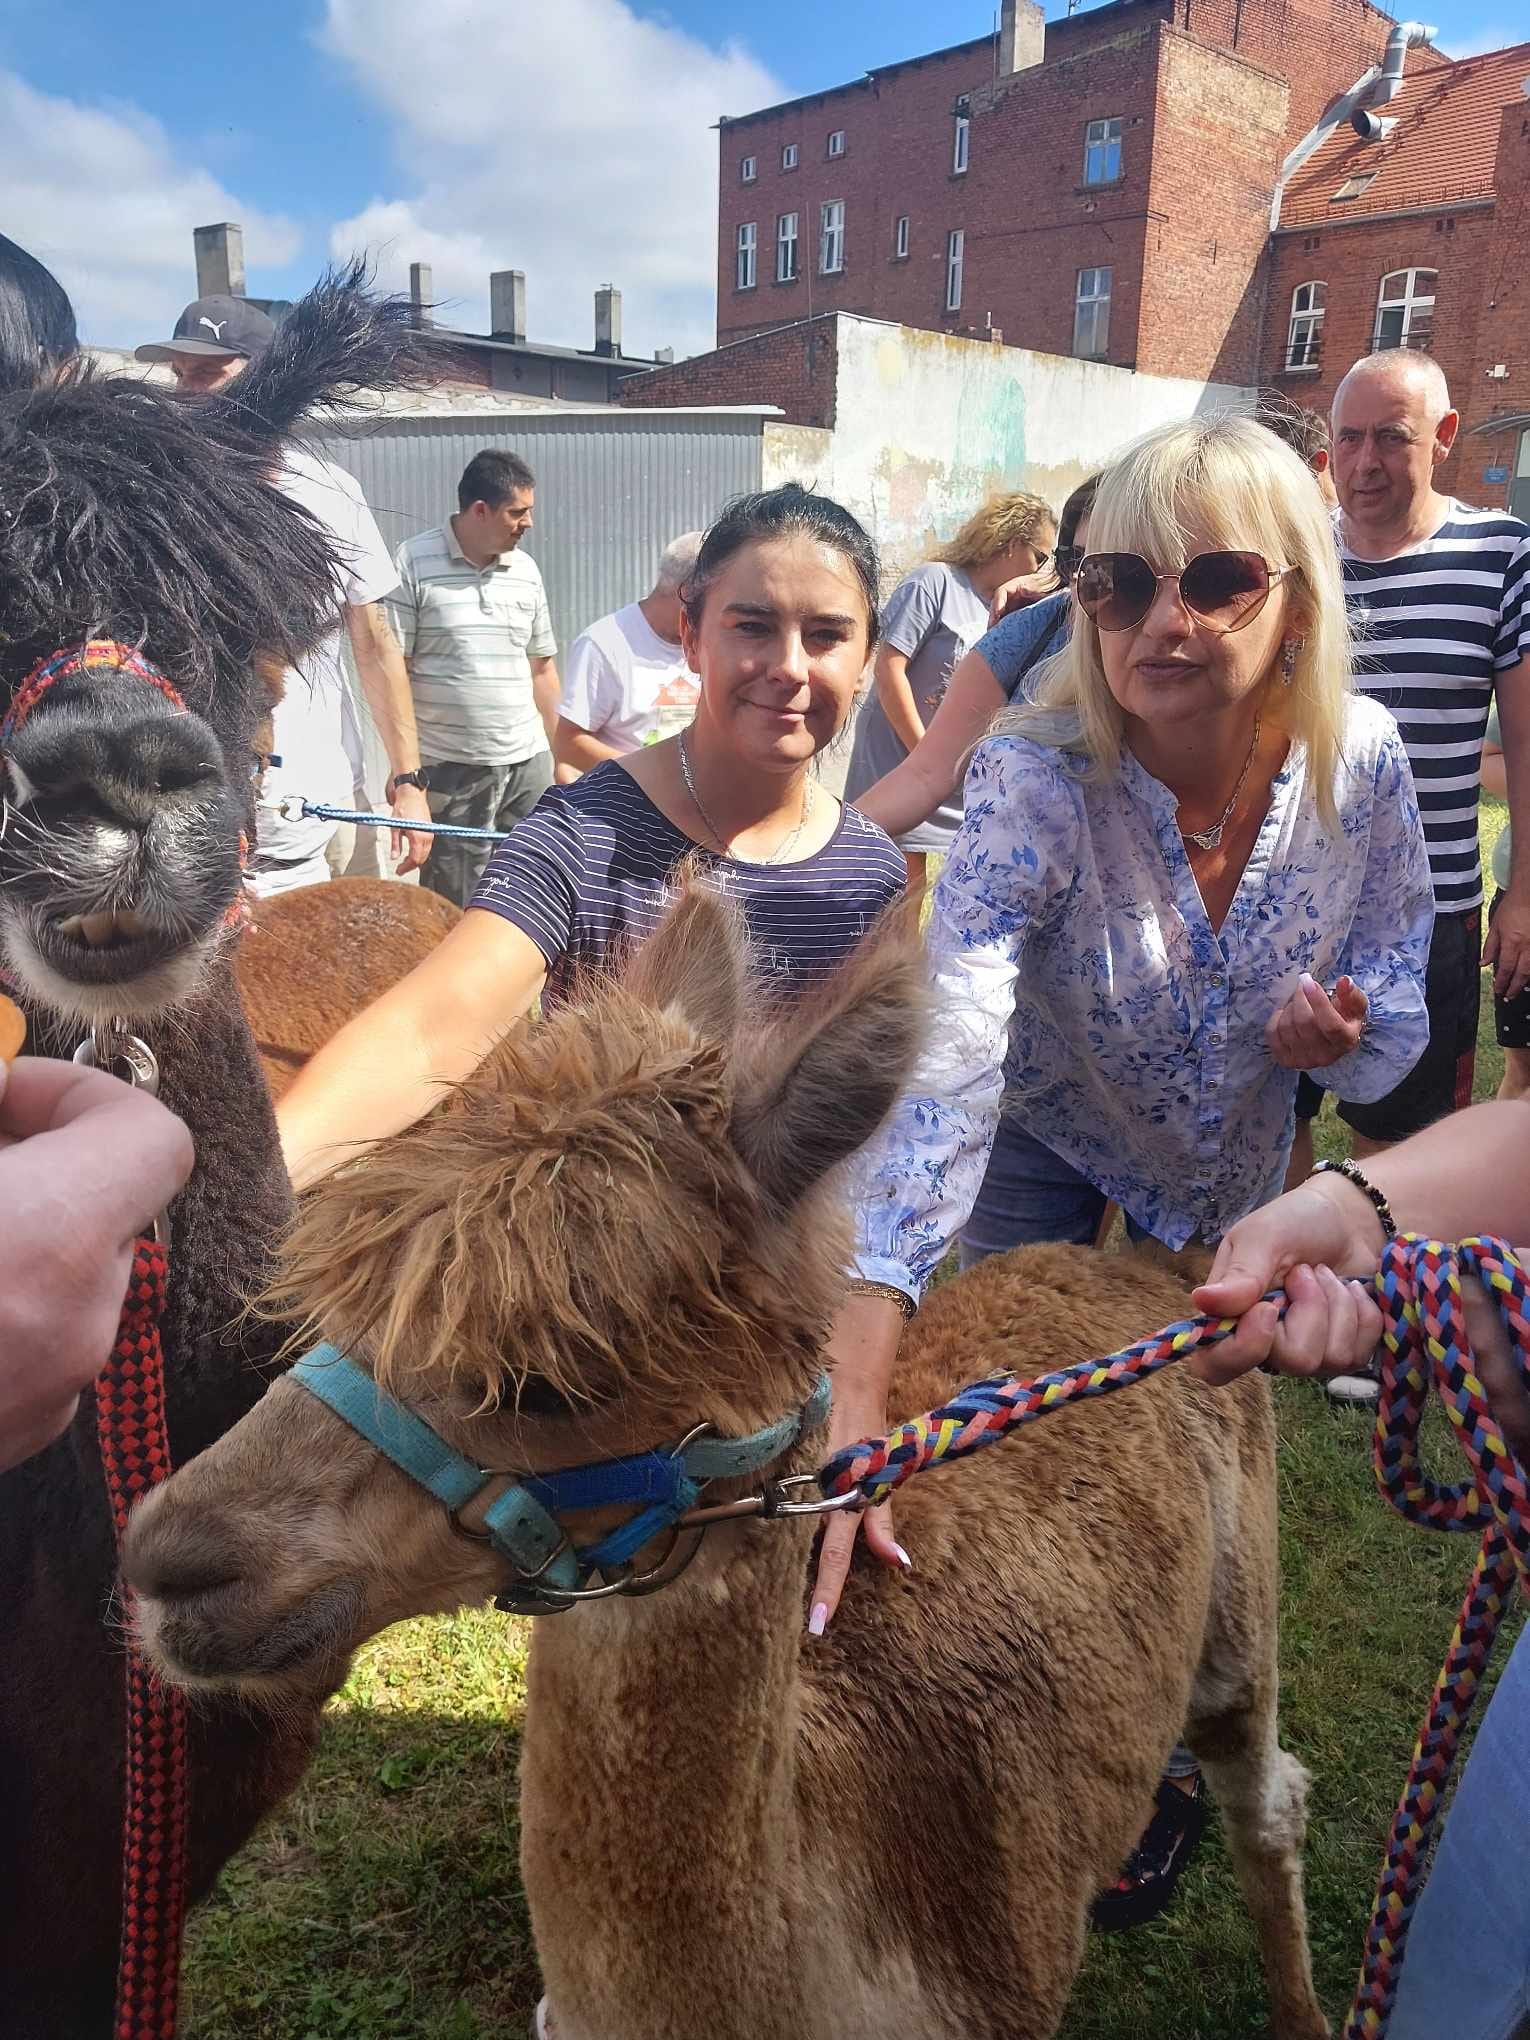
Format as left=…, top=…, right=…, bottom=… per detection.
left=409, top=262, right=433, bottom=327
left=594, top=286, right=622, bottom=358
left=193, top=222, right=246, bottom=298
left=490, top=269, right=527, bottom=344
left=997, top=0, right=1045, bottom=74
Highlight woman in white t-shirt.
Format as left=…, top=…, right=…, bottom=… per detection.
left=843, top=492, right=1056, bottom=890
left=554, top=532, right=704, bottom=777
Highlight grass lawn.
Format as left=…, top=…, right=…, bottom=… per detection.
left=183, top=804, right=1524, bottom=2039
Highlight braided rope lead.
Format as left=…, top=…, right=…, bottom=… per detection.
left=818, top=1236, right=1530, bottom=2040
left=94, top=1239, right=190, bottom=2040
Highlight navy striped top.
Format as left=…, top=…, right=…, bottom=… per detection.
left=1342, top=503, right=1530, bottom=912
left=471, top=761, right=906, bottom=1003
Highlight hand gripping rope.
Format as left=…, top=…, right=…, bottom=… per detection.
left=818, top=1235, right=1530, bottom=2040
left=94, top=1236, right=189, bottom=2040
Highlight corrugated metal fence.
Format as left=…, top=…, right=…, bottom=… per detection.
left=312, top=410, right=766, bottom=650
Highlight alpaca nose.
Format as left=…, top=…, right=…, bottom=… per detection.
left=121, top=1495, right=246, bottom=1604
left=7, top=703, right=223, bottom=831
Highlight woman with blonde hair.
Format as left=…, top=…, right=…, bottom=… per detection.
left=844, top=490, right=1056, bottom=889
left=810, top=414, right=1433, bottom=1919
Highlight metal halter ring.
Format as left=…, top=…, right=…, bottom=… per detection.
left=73, top=1027, right=161, bottom=1098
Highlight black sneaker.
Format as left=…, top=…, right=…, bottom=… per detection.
left=1090, top=1770, right=1209, bottom=1934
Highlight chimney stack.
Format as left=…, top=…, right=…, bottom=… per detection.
left=409, top=262, right=433, bottom=327
left=654, top=346, right=675, bottom=365
left=997, top=0, right=1045, bottom=75
left=490, top=269, right=527, bottom=344
left=194, top=222, right=246, bottom=298
left=594, top=285, right=622, bottom=358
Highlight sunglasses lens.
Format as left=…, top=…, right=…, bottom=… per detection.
left=1077, top=554, right=1157, bottom=631
left=1180, top=551, right=1270, bottom=629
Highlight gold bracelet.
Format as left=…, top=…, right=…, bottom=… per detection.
left=847, top=1277, right=917, bottom=1321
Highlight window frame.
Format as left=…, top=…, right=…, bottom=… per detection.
left=735, top=220, right=758, bottom=292
left=827, top=129, right=846, bottom=158
left=1073, top=265, right=1112, bottom=360
left=945, top=228, right=965, bottom=313
left=781, top=142, right=799, bottom=171
left=776, top=210, right=799, bottom=284
left=740, top=154, right=757, bottom=184
left=1285, top=279, right=1325, bottom=373
left=1083, top=116, right=1123, bottom=188
left=894, top=214, right=910, bottom=260
left=953, top=100, right=971, bottom=176
left=1372, top=267, right=1436, bottom=352
left=819, top=198, right=846, bottom=276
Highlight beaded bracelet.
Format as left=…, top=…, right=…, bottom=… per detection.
left=847, top=1277, right=918, bottom=1322
left=1309, top=1158, right=1398, bottom=1241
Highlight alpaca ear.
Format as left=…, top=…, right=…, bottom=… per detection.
left=624, top=872, right=751, bottom=1046
left=732, top=903, right=927, bottom=1211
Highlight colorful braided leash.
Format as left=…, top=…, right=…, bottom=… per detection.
left=94, top=1237, right=190, bottom=2040
left=819, top=1234, right=1530, bottom=2040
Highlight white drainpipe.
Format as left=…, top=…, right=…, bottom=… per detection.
left=1268, top=21, right=1436, bottom=232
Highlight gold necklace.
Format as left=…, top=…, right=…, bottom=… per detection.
left=677, top=732, right=813, bottom=865
left=1179, top=717, right=1261, bottom=852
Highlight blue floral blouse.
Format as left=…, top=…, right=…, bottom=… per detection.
left=851, top=694, right=1434, bottom=1289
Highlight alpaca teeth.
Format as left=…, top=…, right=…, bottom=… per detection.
left=54, top=910, right=150, bottom=947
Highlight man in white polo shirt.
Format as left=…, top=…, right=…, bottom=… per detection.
left=391, top=449, right=560, bottom=906
left=553, top=531, right=703, bottom=778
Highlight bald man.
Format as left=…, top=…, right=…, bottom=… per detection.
left=1319, top=349, right=1530, bottom=1161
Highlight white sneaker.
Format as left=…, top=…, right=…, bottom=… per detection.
left=1325, top=1371, right=1380, bottom=1406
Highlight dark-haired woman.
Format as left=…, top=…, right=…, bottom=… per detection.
left=0, top=233, right=78, bottom=394
left=279, top=484, right=907, bottom=1187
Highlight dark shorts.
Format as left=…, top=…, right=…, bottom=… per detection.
left=1295, top=907, right=1479, bottom=1141
left=1489, top=892, right=1530, bottom=1051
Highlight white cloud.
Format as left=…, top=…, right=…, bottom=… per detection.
left=0, top=68, right=301, bottom=348
left=321, top=0, right=784, bottom=360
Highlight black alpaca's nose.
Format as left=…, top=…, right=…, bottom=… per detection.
left=9, top=702, right=224, bottom=831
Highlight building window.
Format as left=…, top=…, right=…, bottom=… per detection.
left=1083, top=117, right=1123, bottom=186
left=776, top=211, right=799, bottom=283
left=1333, top=171, right=1377, bottom=201
left=1373, top=268, right=1436, bottom=351
left=782, top=142, right=798, bottom=171
left=828, top=129, right=846, bottom=158
left=1285, top=280, right=1325, bottom=371
left=953, top=100, right=971, bottom=175
left=820, top=199, right=845, bottom=275
left=1073, top=266, right=1112, bottom=359
left=945, top=229, right=965, bottom=312
left=894, top=214, right=910, bottom=260
left=740, top=155, right=757, bottom=184
left=736, top=222, right=757, bottom=292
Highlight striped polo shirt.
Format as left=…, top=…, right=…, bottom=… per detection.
left=390, top=522, right=556, bottom=769
left=471, top=761, right=906, bottom=1004
left=1341, top=503, right=1530, bottom=912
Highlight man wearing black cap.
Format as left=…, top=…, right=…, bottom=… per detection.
left=134, top=295, right=433, bottom=886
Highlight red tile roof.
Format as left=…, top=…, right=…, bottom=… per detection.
left=1280, top=38, right=1530, bottom=228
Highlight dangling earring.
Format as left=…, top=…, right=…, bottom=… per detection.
left=1280, top=637, right=1304, bottom=685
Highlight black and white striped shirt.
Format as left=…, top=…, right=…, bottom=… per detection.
left=472, top=761, right=906, bottom=1004
left=1341, top=503, right=1530, bottom=913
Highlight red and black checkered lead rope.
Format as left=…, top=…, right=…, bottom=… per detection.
left=94, top=1236, right=189, bottom=2040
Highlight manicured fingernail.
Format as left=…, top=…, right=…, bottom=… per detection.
left=1299, top=972, right=1319, bottom=994
left=808, top=1602, right=828, bottom=1636
left=893, top=1544, right=913, bottom=1572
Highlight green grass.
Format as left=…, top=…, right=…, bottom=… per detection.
left=183, top=805, right=1521, bottom=2038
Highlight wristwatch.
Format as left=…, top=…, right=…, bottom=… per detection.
left=388, top=768, right=430, bottom=797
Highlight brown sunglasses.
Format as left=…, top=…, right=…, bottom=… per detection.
left=1075, top=551, right=1295, bottom=634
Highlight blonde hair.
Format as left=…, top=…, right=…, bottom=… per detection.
left=931, top=491, right=1056, bottom=571
left=996, top=414, right=1352, bottom=827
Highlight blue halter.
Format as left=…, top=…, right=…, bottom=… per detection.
left=290, top=1345, right=832, bottom=1614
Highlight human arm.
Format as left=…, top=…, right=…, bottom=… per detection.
left=871, top=645, right=927, bottom=755
left=344, top=601, right=433, bottom=874
left=988, top=565, right=1060, bottom=626
left=531, top=656, right=561, bottom=748
left=0, top=1059, right=194, bottom=1471
left=1277, top=719, right=1433, bottom=1100
left=554, top=630, right=622, bottom=779
left=276, top=909, right=549, bottom=1191
left=1188, top=1100, right=1530, bottom=1384
left=855, top=646, right=1004, bottom=838
left=1482, top=736, right=1508, bottom=802
left=554, top=718, right=622, bottom=779
left=1485, top=651, right=1530, bottom=999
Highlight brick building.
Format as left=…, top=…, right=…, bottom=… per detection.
left=1262, top=36, right=1530, bottom=513
left=643, top=0, right=1528, bottom=514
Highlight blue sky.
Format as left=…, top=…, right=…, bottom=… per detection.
left=1, top=0, right=1520, bottom=358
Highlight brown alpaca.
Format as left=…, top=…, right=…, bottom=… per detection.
left=236, top=878, right=461, bottom=1098
left=123, top=893, right=1328, bottom=2040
